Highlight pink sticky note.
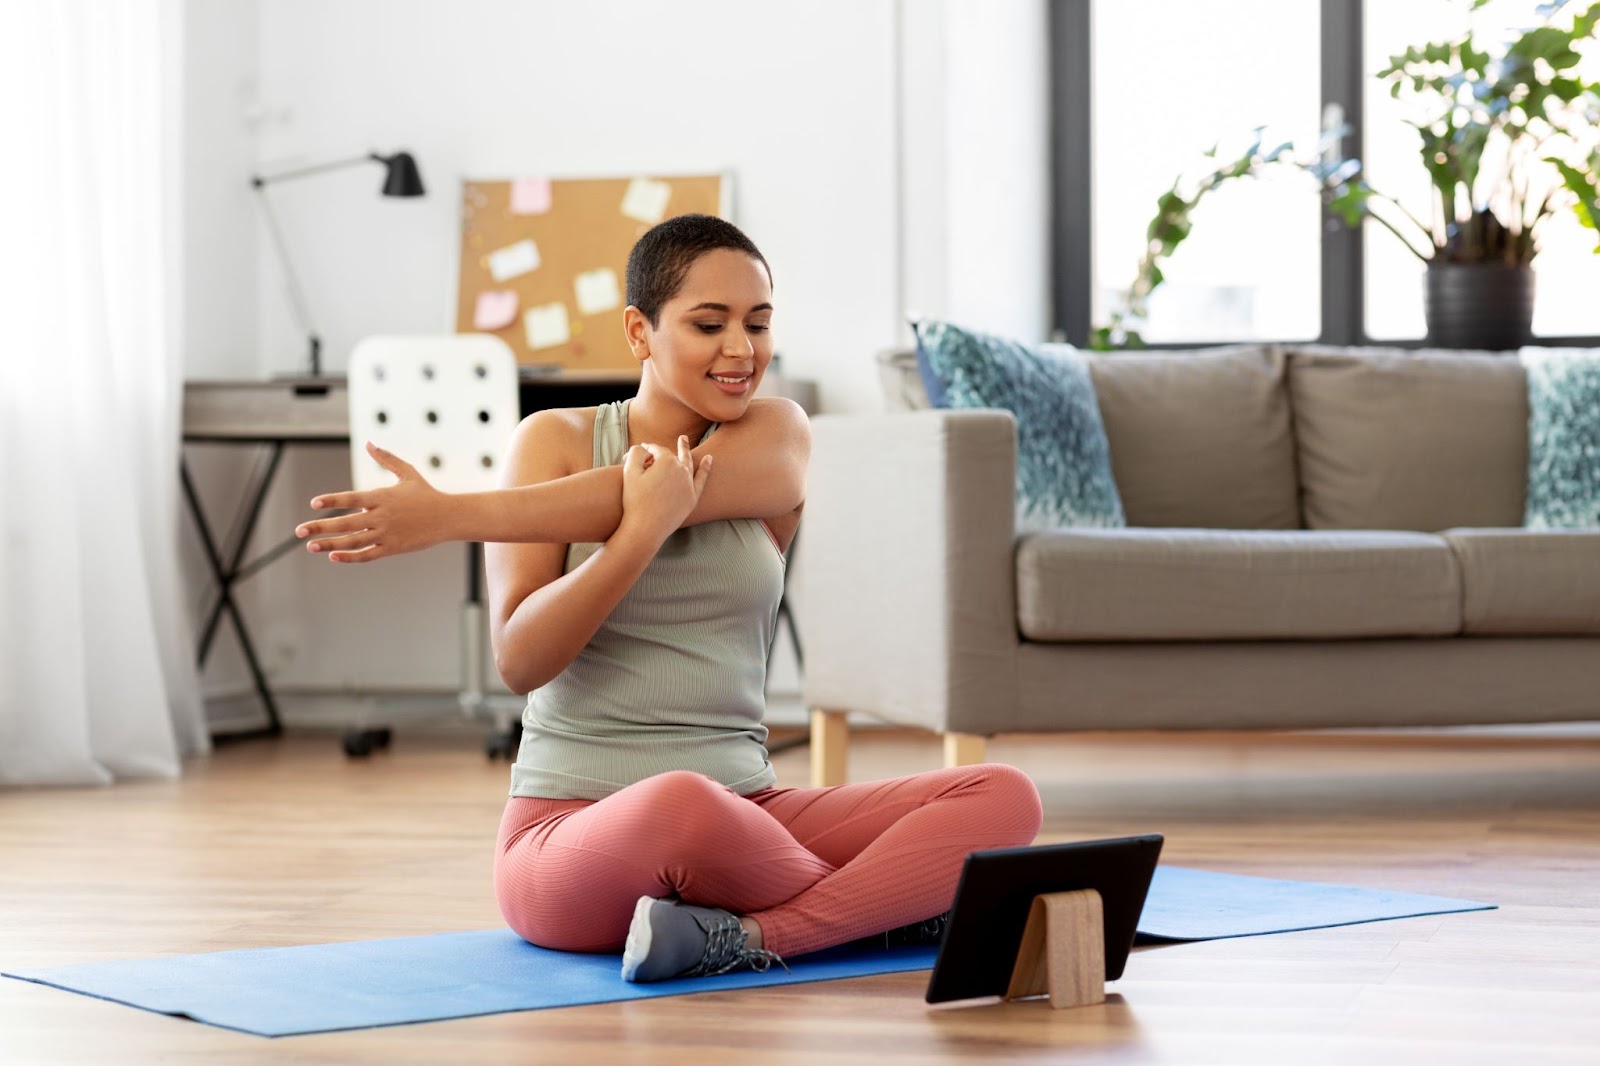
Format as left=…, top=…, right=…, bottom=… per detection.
left=510, top=177, right=552, bottom=216
left=474, top=290, right=519, bottom=331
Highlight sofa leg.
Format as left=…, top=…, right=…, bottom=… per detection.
left=810, top=709, right=848, bottom=787
left=943, top=732, right=987, bottom=768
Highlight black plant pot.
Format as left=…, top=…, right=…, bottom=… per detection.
left=1423, top=262, right=1534, bottom=351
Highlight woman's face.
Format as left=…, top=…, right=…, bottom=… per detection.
left=629, top=248, right=774, bottom=423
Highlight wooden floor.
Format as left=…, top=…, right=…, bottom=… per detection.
left=2, top=723, right=1598, bottom=1065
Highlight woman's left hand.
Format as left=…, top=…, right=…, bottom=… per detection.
left=618, top=435, right=712, bottom=544
left=294, top=441, right=454, bottom=562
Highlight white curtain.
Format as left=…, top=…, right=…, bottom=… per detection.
left=0, top=0, right=209, bottom=785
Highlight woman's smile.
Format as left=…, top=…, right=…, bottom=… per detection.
left=709, top=370, right=753, bottom=394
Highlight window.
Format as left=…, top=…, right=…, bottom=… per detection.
left=1052, top=0, right=1600, bottom=346
left=1091, top=0, right=1322, bottom=344
left=1364, top=0, right=1600, bottom=339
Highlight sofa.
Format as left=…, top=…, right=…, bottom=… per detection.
left=796, top=343, right=1600, bottom=786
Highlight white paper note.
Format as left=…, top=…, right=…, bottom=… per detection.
left=523, top=303, right=571, bottom=350
left=574, top=268, right=622, bottom=316
left=620, top=178, right=672, bottom=224
left=488, top=238, right=540, bottom=282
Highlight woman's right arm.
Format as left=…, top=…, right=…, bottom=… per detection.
left=295, top=398, right=805, bottom=561
left=487, top=415, right=710, bottom=694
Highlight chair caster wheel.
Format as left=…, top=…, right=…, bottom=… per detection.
left=342, top=728, right=390, bottom=759
left=484, top=725, right=521, bottom=761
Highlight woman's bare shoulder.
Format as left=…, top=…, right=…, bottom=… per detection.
left=743, top=395, right=808, bottom=422
left=505, top=406, right=600, bottom=481
left=719, top=396, right=810, bottom=440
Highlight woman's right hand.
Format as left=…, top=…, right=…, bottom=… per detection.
left=294, top=441, right=454, bottom=562
left=619, top=435, right=712, bottom=543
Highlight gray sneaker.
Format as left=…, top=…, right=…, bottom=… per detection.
left=620, top=897, right=789, bottom=983
left=853, top=911, right=951, bottom=950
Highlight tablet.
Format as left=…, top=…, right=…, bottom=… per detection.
left=924, top=834, right=1164, bottom=1004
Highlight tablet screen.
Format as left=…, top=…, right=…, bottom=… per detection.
left=925, top=834, right=1163, bottom=1004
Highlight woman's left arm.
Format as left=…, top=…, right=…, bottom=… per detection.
left=681, top=396, right=809, bottom=527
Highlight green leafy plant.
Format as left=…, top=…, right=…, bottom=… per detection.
left=1094, top=0, right=1600, bottom=350
left=1090, top=131, right=1296, bottom=350
left=1328, top=0, right=1600, bottom=262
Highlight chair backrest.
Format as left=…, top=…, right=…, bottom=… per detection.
left=346, top=334, right=521, bottom=493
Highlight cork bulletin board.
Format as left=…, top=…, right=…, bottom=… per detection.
left=455, top=174, right=730, bottom=372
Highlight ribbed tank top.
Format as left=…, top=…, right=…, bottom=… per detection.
left=507, top=399, right=784, bottom=800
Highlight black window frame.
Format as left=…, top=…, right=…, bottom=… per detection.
left=1049, top=0, right=1600, bottom=349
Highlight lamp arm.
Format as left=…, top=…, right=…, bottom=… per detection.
left=251, top=186, right=322, bottom=376
left=250, top=153, right=379, bottom=188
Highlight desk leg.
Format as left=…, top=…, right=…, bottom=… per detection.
left=195, top=445, right=282, bottom=660
left=180, top=449, right=284, bottom=740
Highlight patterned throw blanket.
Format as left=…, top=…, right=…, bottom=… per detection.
left=1522, top=348, right=1600, bottom=529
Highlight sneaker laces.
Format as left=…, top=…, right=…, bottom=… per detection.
left=683, top=912, right=790, bottom=978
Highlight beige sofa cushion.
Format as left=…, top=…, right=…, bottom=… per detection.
left=1015, top=528, right=1461, bottom=641
left=1287, top=346, right=1528, bottom=531
left=1010, top=637, right=1600, bottom=733
left=1086, top=346, right=1299, bottom=529
left=875, top=344, right=1299, bottom=530
left=1443, top=528, right=1600, bottom=634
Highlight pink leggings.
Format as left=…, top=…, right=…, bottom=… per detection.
left=494, top=763, right=1042, bottom=957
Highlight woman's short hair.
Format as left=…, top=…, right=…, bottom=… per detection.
left=626, top=214, right=772, bottom=327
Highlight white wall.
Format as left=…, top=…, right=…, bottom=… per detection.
left=899, top=1, right=1051, bottom=341
left=180, top=0, right=1048, bottom=725
left=944, top=0, right=1050, bottom=338
left=252, top=0, right=900, bottom=411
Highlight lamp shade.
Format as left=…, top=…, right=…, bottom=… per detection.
left=379, top=151, right=425, bottom=197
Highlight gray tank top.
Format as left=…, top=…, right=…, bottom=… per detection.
left=508, top=399, right=784, bottom=800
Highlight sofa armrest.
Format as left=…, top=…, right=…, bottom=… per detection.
left=798, top=410, right=1019, bottom=735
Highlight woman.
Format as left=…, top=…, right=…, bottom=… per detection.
left=295, top=214, right=1042, bottom=982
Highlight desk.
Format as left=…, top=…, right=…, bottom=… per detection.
left=181, top=370, right=812, bottom=742
left=182, top=372, right=641, bottom=741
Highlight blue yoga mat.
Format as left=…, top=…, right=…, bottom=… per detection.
left=3, top=867, right=1492, bottom=1037
left=1137, top=866, right=1493, bottom=942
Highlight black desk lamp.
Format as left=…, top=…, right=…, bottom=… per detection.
left=250, top=151, right=426, bottom=378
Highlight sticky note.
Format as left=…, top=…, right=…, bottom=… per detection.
left=510, top=177, right=552, bottom=215
left=488, top=239, right=540, bottom=282
left=473, top=290, right=519, bottom=331
left=524, top=303, right=571, bottom=350
left=574, top=268, right=622, bottom=315
left=620, top=178, right=671, bottom=224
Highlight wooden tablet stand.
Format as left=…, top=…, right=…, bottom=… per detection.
left=1003, top=889, right=1106, bottom=1009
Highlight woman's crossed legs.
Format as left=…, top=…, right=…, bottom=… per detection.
left=494, top=763, right=1042, bottom=957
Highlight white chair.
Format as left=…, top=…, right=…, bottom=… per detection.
left=343, top=334, right=522, bottom=757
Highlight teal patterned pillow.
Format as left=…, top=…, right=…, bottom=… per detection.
left=913, top=319, right=1125, bottom=531
left=1522, top=348, right=1600, bottom=529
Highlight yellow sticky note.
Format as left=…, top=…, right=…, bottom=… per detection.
left=524, top=303, right=571, bottom=350
left=620, top=178, right=671, bottom=224
left=574, top=268, right=622, bottom=316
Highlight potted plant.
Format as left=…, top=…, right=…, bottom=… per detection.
left=1097, top=0, right=1600, bottom=351
left=1091, top=131, right=1296, bottom=350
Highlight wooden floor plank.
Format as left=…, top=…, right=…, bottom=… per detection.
left=1, top=724, right=1597, bottom=1064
